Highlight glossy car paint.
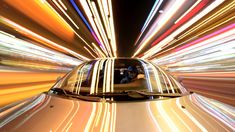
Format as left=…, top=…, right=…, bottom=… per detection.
left=1, top=93, right=234, bottom=131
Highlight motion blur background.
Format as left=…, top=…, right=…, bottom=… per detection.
left=0, top=0, right=234, bottom=106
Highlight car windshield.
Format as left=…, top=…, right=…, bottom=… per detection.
left=52, top=59, right=188, bottom=100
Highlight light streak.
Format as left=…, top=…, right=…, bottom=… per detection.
left=178, top=0, right=234, bottom=39
left=151, top=0, right=210, bottom=47
left=0, top=17, right=89, bottom=60
left=92, top=43, right=106, bottom=58
left=157, top=101, right=179, bottom=131
left=79, top=0, right=109, bottom=55
left=191, top=95, right=235, bottom=130
left=69, top=0, right=106, bottom=52
left=134, top=0, right=163, bottom=46
left=174, top=0, right=202, bottom=24
left=84, top=46, right=97, bottom=58
left=108, top=0, right=117, bottom=57
left=58, top=0, right=67, bottom=10
left=52, top=0, right=79, bottom=29
left=141, top=0, right=225, bottom=59
left=90, top=1, right=112, bottom=56
left=0, top=31, right=82, bottom=66
left=90, top=61, right=100, bottom=94
left=176, top=98, right=207, bottom=131
left=141, top=0, right=163, bottom=32
left=45, top=0, right=94, bottom=54
left=0, top=30, right=15, bottom=38
left=133, top=0, right=186, bottom=57
left=0, top=94, right=46, bottom=127
left=84, top=103, right=97, bottom=132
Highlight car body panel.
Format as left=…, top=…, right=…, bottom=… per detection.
left=1, top=93, right=234, bottom=132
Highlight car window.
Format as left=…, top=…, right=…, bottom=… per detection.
left=55, top=59, right=187, bottom=95
left=60, top=61, right=95, bottom=94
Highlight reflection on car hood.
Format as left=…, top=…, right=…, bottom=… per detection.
left=0, top=93, right=234, bottom=132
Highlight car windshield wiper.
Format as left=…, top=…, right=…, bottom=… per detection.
left=50, top=88, right=102, bottom=102
left=132, top=90, right=181, bottom=97
left=88, top=90, right=181, bottom=98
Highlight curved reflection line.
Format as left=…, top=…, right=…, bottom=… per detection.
left=184, top=97, right=215, bottom=130
left=77, top=65, right=86, bottom=94
left=65, top=122, right=73, bottom=132
left=0, top=94, right=46, bottom=128
left=100, top=103, right=108, bottom=131
left=176, top=98, right=207, bottom=131
left=55, top=101, right=74, bottom=131
left=13, top=95, right=51, bottom=130
left=62, top=101, right=80, bottom=132
left=84, top=102, right=97, bottom=132
left=90, top=60, right=100, bottom=94
left=170, top=108, right=192, bottom=131
left=94, top=103, right=103, bottom=126
left=111, top=58, right=115, bottom=92
left=102, top=59, right=109, bottom=92
left=111, top=103, right=116, bottom=132
left=157, top=101, right=179, bottom=131
left=95, top=59, right=105, bottom=93
left=139, top=60, right=153, bottom=92
left=156, top=66, right=175, bottom=93
left=146, top=102, right=161, bottom=131
left=186, top=95, right=229, bottom=130
left=190, top=95, right=233, bottom=130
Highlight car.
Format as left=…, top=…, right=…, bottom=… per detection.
left=0, top=58, right=234, bottom=131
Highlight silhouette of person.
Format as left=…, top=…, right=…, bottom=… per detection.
left=120, top=66, right=138, bottom=84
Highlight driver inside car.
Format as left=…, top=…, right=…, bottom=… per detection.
left=120, top=66, right=138, bottom=84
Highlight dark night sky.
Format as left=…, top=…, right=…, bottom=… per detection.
left=112, top=0, right=155, bottom=57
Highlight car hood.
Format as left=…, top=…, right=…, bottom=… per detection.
left=0, top=93, right=234, bottom=132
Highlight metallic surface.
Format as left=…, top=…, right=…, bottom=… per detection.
left=0, top=93, right=234, bottom=131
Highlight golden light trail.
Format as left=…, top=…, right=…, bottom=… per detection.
left=84, top=102, right=97, bottom=132
left=4, top=0, right=74, bottom=42
left=52, top=0, right=80, bottom=29
left=45, top=0, right=95, bottom=55
left=58, top=0, right=67, bottom=10
left=146, top=102, right=161, bottom=131
left=90, top=1, right=112, bottom=56
left=141, top=0, right=225, bottom=59
left=92, top=43, right=106, bottom=58
left=98, top=0, right=112, bottom=41
left=0, top=83, right=52, bottom=106
left=80, top=0, right=117, bottom=57
left=108, top=0, right=117, bottom=57
left=178, top=0, right=234, bottom=39
left=111, top=58, right=115, bottom=92
left=80, top=0, right=109, bottom=56
left=0, top=17, right=89, bottom=60
left=133, top=0, right=186, bottom=57
left=76, top=65, right=86, bottom=94
left=84, top=46, right=97, bottom=58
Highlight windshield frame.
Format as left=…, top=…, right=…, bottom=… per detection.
left=50, top=59, right=190, bottom=101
